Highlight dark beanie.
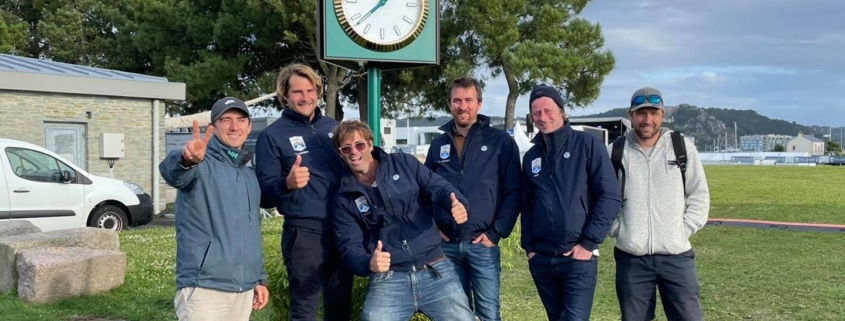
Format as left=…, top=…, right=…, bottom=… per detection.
left=529, top=84, right=565, bottom=110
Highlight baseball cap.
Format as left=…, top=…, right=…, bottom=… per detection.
left=529, top=84, right=565, bottom=110
left=210, top=97, right=250, bottom=123
left=629, top=87, right=664, bottom=111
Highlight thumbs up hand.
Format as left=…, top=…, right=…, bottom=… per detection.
left=450, top=193, right=468, bottom=224
left=370, top=241, right=391, bottom=273
left=286, top=154, right=310, bottom=190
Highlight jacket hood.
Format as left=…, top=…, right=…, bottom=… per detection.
left=531, top=119, right=574, bottom=147
left=625, top=127, right=673, bottom=150
left=437, top=114, right=492, bottom=134
left=207, top=135, right=253, bottom=168
left=282, top=106, right=324, bottom=125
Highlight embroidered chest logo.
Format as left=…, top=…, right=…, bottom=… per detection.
left=440, top=144, right=451, bottom=160
left=481, top=145, right=488, bottom=151
left=289, top=136, right=306, bottom=152
left=392, top=174, right=400, bottom=180
left=564, top=152, right=571, bottom=159
left=328, top=132, right=334, bottom=138
left=531, top=157, right=542, bottom=175
left=355, top=196, right=370, bottom=213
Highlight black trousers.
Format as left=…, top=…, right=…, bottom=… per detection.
left=614, top=247, right=704, bottom=321
left=282, top=226, right=354, bottom=321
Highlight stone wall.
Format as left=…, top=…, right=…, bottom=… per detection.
left=0, top=90, right=166, bottom=210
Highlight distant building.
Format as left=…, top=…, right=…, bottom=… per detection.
left=740, top=134, right=793, bottom=152
left=787, top=132, right=825, bottom=155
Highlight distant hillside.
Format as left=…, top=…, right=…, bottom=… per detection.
left=578, top=104, right=841, bottom=151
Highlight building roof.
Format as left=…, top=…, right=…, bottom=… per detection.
left=803, top=134, right=824, bottom=143
left=0, top=54, right=169, bottom=83
left=0, top=54, right=185, bottom=100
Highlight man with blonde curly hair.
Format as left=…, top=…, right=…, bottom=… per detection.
left=254, top=63, right=353, bottom=321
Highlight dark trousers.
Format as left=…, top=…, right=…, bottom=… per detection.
left=282, top=226, right=354, bottom=321
left=614, top=247, right=703, bottom=321
left=528, top=253, right=598, bottom=321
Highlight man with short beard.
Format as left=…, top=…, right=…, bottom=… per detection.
left=606, top=87, right=710, bottom=321
left=520, top=84, right=622, bottom=321
left=424, top=76, right=521, bottom=321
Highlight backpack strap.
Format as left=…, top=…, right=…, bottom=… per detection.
left=671, top=131, right=687, bottom=188
left=610, top=135, right=626, bottom=205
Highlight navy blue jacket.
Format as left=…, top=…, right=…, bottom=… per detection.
left=520, top=121, right=622, bottom=255
left=423, top=115, right=521, bottom=243
left=160, top=135, right=266, bottom=292
left=332, top=147, right=470, bottom=277
left=254, top=108, right=344, bottom=231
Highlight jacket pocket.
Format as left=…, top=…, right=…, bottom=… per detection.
left=198, top=240, right=213, bottom=275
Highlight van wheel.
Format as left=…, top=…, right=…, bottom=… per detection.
left=89, top=205, right=128, bottom=232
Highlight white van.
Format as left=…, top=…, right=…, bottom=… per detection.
left=0, top=138, right=153, bottom=232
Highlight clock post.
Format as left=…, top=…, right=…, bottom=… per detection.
left=317, top=0, right=440, bottom=146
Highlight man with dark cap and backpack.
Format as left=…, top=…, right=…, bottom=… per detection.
left=606, top=87, right=710, bottom=321
left=520, top=84, right=622, bottom=321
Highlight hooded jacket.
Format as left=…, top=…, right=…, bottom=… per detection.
left=520, top=121, right=622, bottom=255
left=160, top=135, right=266, bottom=292
left=254, top=107, right=344, bottom=232
left=606, top=128, right=710, bottom=256
left=423, top=114, right=521, bottom=243
left=332, top=147, right=469, bottom=277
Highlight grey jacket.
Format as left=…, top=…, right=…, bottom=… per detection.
left=606, top=128, right=710, bottom=256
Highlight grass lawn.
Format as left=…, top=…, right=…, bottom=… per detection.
left=0, top=166, right=843, bottom=320
left=706, top=166, right=845, bottom=224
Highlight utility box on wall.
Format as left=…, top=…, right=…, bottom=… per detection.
left=99, top=133, right=125, bottom=158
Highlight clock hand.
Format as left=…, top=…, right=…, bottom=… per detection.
left=356, top=0, right=389, bottom=26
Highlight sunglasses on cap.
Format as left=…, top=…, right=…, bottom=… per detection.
left=339, top=141, right=369, bottom=155
left=631, top=95, right=662, bottom=107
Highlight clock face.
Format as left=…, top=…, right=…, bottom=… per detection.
left=336, top=0, right=428, bottom=51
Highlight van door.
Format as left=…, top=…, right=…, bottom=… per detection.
left=0, top=152, right=10, bottom=221
left=4, top=147, right=86, bottom=232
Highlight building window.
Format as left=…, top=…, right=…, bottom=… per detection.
left=383, top=127, right=391, bottom=134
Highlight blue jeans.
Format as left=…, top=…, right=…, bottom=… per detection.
left=362, top=259, right=476, bottom=321
left=441, top=241, right=502, bottom=321
left=528, top=253, right=598, bottom=321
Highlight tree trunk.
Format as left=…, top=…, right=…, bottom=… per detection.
left=357, top=74, right=369, bottom=124
left=503, top=65, right=518, bottom=130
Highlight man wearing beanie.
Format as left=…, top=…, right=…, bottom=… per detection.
left=520, top=84, right=622, bottom=321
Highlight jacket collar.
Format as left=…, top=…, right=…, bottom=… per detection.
left=207, top=135, right=253, bottom=168
left=531, top=119, right=573, bottom=149
left=339, top=146, right=389, bottom=193
left=283, top=106, right=324, bottom=125
left=438, top=114, right=491, bottom=137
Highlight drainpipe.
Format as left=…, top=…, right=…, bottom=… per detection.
left=152, top=99, right=161, bottom=214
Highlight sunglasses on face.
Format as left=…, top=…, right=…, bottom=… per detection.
left=631, top=95, right=662, bottom=107
left=339, top=141, right=368, bottom=155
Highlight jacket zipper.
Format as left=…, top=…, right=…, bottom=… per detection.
left=364, top=171, right=417, bottom=272
left=543, top=137, right=556, bottom=240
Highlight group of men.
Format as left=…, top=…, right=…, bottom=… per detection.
left=160, top=62, right=711, bottom=321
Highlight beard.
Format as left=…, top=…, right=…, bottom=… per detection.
left=634, top=124, right=660, bottom=140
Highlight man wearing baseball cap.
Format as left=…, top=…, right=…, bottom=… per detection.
left=520, top=84, right=622, bottom=320
left=161, top=97, right=270, bottom=321
left=606, top=87, right=709, bottom=321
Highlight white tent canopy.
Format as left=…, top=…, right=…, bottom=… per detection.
left=513, top=121, right=534, bottom=153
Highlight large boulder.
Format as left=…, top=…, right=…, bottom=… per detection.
left=16, top=247, right=126, bottom=304
left=0, top=221, right=41, bottom=239
left=0, top=227, right=119, bottom=294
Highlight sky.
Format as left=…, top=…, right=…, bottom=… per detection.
left=340, top=0, right=845, bottom=127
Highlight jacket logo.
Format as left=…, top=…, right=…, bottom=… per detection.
left=290, top=136, right=306, bottom=152
left=328, top=132, right=334, bottom=138
left=440, top=144, right=451, bottom=159
left=392, top=174, right=399, bottom=180
left=531, top=157, right=542, bottom=174
left=481, top=145, right=488, bottom=151
left=564, top=152, right=571, bottom=159
left=355, top=196, right=370, bottom=213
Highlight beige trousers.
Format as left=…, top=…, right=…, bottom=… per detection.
left=174, top=286, right=253, bottom=321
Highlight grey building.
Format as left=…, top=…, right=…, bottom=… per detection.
left=0, top=54, right=185, bottom=212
